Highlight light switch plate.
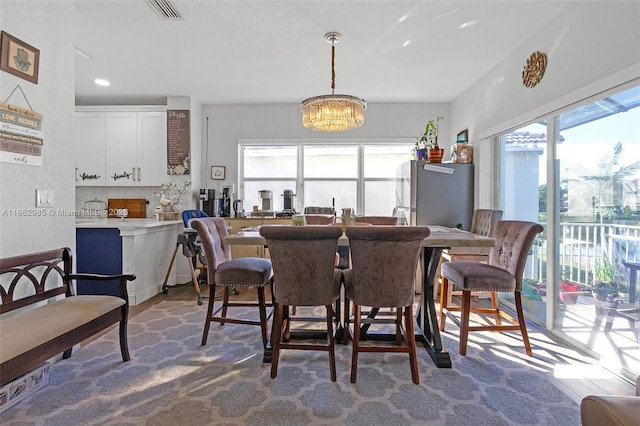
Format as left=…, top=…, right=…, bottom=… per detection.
left=36, top=189, right=54, bottom=207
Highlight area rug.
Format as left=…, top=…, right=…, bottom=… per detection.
left=0, top=301, right=580, bottom=425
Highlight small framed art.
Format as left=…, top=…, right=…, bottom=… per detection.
left=456, top=129, right=468, bottom=144
left=211, top=166, right=225, bottom=180
left=0, top=31, right=40, bottom=84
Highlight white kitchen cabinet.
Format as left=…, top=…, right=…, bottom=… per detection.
left=74, top=112, right=106, bottom=186
left=75, top=109, right=167, bottom=187
left=105, top=112, right=138, bottom=185
left=137, top=112, right=167, bottom=186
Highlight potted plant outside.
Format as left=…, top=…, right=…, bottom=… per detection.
left=593, top=256, right=618, bottom=302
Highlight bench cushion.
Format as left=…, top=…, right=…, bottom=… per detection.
left=0, top=295, right=125, bottom=364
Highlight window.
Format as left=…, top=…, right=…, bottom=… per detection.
left=240, top=140, right=413, bottom=215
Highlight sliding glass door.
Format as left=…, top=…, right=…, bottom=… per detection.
left=498, top=84, right=640, bottom=381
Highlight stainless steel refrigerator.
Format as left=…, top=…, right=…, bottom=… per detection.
left=396, top=161, right=474, bottom=230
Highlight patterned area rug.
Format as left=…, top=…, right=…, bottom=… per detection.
left=0, top=301, right=580, bottom=425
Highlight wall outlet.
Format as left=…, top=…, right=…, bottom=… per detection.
left=123, top=263, right=132, bottom=274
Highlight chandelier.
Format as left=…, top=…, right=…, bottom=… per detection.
left=301, top=32, right=366, bottom=132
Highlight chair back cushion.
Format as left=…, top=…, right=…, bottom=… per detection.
left=303, top=206, right=335, bottom=215
left=345, top=226, right=430, bottom=307
left=260, top=225, right=342, bottom=306
left=182, top=209, right=208, bottom=228
left=303, top=214, right=334, bottom=225
left=191, top=218, right=232, bottom=275
left=355, top=216, right=398, bottom=225
left=470, top=209, right=503, bottom=236
left=489, top=220, right=544, bottom=290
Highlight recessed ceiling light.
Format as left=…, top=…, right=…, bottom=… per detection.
left=94, top=79, right=110, bottom=86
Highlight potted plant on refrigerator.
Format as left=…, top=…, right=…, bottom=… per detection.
left=415, top=116, right=444, bottom=163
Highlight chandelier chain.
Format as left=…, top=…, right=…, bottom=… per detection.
left=331, top=45, right=335, bottom=93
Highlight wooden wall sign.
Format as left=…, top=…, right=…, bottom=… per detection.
left=166, top=109, right=190, bottom=175
left=0, top=102, right=43, bottom=166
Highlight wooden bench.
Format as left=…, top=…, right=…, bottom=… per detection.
left=0, top=247, right=136, bottom=387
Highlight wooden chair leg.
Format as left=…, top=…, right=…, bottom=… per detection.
left=201, top=283, right=217, bottom=345
left=350, top=304, right=361, bottom=383
left=270, top=302, right=282, bottom=378
left=325, top=305, right=337, bottom=382
left=219, top=286, right=231, bottom=326
left=459, top=290, right=472, bottom=356
left=343, top=298, right=350, bottom=345
left=395, top=309, right=402, bottom=345
left=405, top=305, right=419, bottom=384
left=514, top=292, right=533, bottom=356
left=439, top=277, right=449, bottom=331
left=491, top=291, right=502, bottom=326
left=257, top=286, right=268, bottom=347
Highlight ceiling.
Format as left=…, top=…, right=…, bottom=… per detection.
left=71, top=0, right=573, bottom=106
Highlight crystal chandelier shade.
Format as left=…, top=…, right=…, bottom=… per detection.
left=301, top=33, right=366, bottom=132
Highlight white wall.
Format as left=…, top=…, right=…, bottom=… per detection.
left=202, top=102, right=450, bottom=194
left=451, top=1, right=640, bottom=207
left=0, top=1, right=76, bottom=257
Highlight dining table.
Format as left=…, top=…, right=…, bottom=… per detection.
left=224, top=225, right=495, bottom=368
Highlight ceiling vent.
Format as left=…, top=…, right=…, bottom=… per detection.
left=145, top=0, right=184, bottom=20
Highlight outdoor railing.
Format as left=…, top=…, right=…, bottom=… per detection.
left=526, top=222, right=640, bottom=289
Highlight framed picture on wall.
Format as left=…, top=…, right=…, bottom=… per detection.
left=0, top=31, right=40, bottom=84
left=456, top=129, right=469, bottom=144
left=211, top=166, right=225, bottom=180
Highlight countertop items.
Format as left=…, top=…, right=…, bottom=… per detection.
left=76, top=218, right=182, bottom=229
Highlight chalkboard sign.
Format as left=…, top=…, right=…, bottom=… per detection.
left=167, top=110, right=190, bottom=175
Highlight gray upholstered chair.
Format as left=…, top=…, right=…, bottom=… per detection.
left=259, top=225, right=343, bottom=381
left=438, top=209, right=503, bottom=304
left=344, top=225, right=431, bottom=384
left=191, top=217, right=273, bottom=348
left=304, top=206, right=335, bottom=215
left=355, top=216, right=398, bottom=225
left=303, top=214, right=335, bottom=225
left=440, top=220, right=544, bottom=356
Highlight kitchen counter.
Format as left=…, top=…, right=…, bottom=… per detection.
left=76, top=218, right=182, bottom=229
left=76, top=218, right=183, bottom=305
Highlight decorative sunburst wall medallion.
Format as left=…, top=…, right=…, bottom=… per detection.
left=522, top=51, right=547, bottom=88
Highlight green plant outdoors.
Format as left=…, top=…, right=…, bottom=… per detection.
left=594, top=256, right=615, bottom=283
left=412, top=116, right=444, bottom=154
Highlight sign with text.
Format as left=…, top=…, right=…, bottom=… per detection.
left=0, top=102, right=43, bottom=166
left=166, top=109, right=190, bottom=175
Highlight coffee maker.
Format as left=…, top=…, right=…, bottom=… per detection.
left=276, top=189, right=296, bottom=217
left=259, top=190, right=273, bottom=212
left=219, top=187, right=231, bottom=217
left=199, top=189, right=216, bottom=217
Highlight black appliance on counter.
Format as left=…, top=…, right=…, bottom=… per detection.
left=200, top=188, right=216, bottom=217
left=276, top=189, right=296, bottom=217
left=219, top=187, right=231, bottom=217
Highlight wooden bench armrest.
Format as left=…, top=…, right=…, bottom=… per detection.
left=67, top=273, right=136, bottom=300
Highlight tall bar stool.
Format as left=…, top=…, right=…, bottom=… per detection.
left=440, top=220, right=543, bottom=356
left=191, top=217, right=274, bottom=348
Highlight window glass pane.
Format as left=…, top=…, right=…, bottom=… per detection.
left=364, top=181, right=399, bottom=216
left=303, top=180, right=356, bottom=213
left=554, top=85, right=640, bottom=377
left=364, top=145, right=413, bottom=178
left=243, top=146, right=297, bottom=178
left=244, top=180, right=297, bottom=212
left=304, top=145, right=357, bottom=178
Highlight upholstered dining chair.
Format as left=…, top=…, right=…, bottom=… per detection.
left=259, top=225, right=343, bottom=381
left=344, top=225, right=431, bottom=384
left=438, top=209, right=503, bottom=304
left=355, top=216, right=398, bottom=225
left=440, top=220, right=544, bottom=356
left=303, top=214, right=335, bottom=225
left=304, top=206, right=335, bottom=215
left=191, top=217, right=273, bottom=348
